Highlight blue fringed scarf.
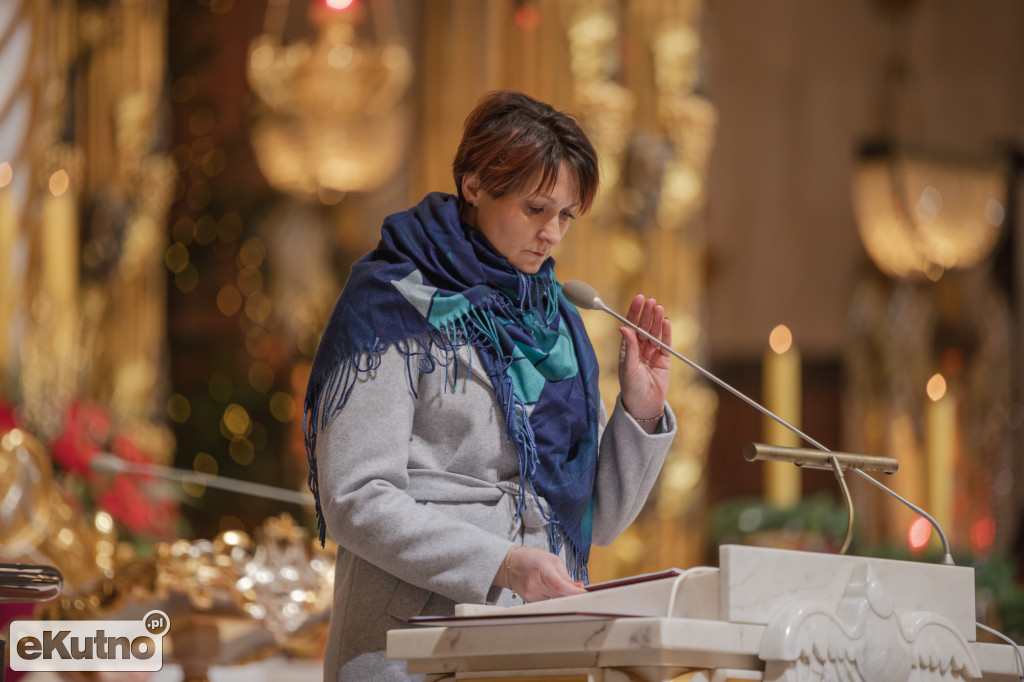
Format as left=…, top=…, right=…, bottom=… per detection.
left=304, top=192, right=601, bottom=581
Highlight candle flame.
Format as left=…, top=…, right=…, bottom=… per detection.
left=48, top=169, right=70, bottom=196
left=926, top=373, right=947, bottom=402
left=768, top=324, right=793, bottom=354
left=0, top=162, right=12, bottom=188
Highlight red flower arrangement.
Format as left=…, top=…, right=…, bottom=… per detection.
left=50, top=400, right=112, bottom=477
left=47, top=399, right=181, bottom=541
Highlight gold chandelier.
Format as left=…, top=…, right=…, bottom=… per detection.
left=247, top=0, right=413, bottom=202
left=851, top=144, right=1008, bottom=280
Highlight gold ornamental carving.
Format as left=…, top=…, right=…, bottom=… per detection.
left=567, top=1, right=718, bottom=576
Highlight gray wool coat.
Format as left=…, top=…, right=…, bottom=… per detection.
left=316, top=344, right=676, bottom=681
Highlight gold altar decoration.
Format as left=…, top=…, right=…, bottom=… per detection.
left=3, top=423, right=334, bottom=671
left=18, top=147, right=85, bottom=439
left=564, top=0, right=717, bottom=578
left=647, top=12, right=718, bottom=526
left=10, top=0, right=175, bottom=449
left=566, top=7, right=635, bottom=198
left=247, top=0, right=413, bottom=201
left=0, top=0, right=40, bottom=393
left=0, top=429, right=112, bottom=589
left=33, top=514, right=335, bottom=668
left=153, top=513, right=334, bottom=649
left=75, top=0, right=175, bottom=429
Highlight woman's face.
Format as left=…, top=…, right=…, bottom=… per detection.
left=462, top=162, right=581, bottom=274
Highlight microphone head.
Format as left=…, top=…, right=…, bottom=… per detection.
left=563, top=279, right=601, bottom=310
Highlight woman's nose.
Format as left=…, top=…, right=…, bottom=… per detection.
left=539, top=216, right=562, bottom=245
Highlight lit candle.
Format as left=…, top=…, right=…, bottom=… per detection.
left=763, top=324, right=802, bottom=507
left=888, top=412, right=927, bottom=548
left=41, top=169, right=78, bottom=307
left=925, top=373, right=955, bottom=535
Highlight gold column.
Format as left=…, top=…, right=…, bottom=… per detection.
left=0, top=0, right=41, bottom=394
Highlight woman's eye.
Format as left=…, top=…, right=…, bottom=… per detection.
left=527, top=206, right=544, bottom=215
left=561, top=211, right=577, bottom=221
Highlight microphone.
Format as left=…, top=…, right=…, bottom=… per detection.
left=563, top=278, right=955, bottom=566
left=91, top=452, right=314, bottom=507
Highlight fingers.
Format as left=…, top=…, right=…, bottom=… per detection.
left=624, top=294, right=669, bottom=355
left=618, top=324, right=636, bottom=366
left=503, top=546, right=587, bottom=603
left=625, top=293, right=645, bottom=326
left=639, top=298, right=659, bottom=337
left=618, top=292, right=672, bottom=422
left=626, top=293, right=658, bottom=337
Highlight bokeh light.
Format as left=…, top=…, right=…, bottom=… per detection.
left=269, top=391, right=295, bottom=422
left=217, top=284, right=243, bottom=316
left=768, top=324, right=793, bottom=354
left=229, top=438, right=255, bottom=466
left=165, top=243, right=190, bottom=273
left=194, top=451, right=219, bottom=476
left=970, top=516, right=996, bottom=551
left=908, top=517, right=932, bottom=550
left=48, top=169, right=70, bottom=196
left=167, top=393, right=192, bottom=424
left=515, top=3, right=541, bottom=31
left=222, top=403, right=252, bottom=438
left=926, top=373, right=947, bottom=402
left=248, top=361, right=275, bottom=393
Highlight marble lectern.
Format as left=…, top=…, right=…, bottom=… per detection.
left=387, top=545, right=1022, bottom=682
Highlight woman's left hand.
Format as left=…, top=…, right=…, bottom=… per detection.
left=617, top=294, right=671, bottom=428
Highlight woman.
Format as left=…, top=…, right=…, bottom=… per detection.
left=305, top=90, right=676, bottom=681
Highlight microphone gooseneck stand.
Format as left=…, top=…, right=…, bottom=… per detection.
left=561, top=279, right=953, bottom=565
left=90, top=452, right=314, bottom=507
left=564, top=279, right=1024, bottom=679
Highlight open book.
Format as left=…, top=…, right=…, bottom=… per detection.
left=409, top=566, right=720, bottom=626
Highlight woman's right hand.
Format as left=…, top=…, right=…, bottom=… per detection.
left=495, top=546, right=587, bottom=603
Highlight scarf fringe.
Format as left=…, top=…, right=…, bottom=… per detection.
left=304, top=270, right=590, bottom=581
left=304, top=342, right=385, bottom=545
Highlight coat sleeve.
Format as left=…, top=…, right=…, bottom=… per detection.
left=590, top=396, right=676, bottom=546
left=315, top=348, right=514, bottom=606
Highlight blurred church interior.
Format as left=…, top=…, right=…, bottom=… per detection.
left=0, top=0, right=1022, bottom=677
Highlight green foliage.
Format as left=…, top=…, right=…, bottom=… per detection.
left=708, top=495, right=851, bottom=549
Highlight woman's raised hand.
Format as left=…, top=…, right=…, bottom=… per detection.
left=617, top=294, right=672, bottom=429
left=495, top=546, right=586, bottom=603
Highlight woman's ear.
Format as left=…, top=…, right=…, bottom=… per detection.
left=461, top=172, right=482, bottom=206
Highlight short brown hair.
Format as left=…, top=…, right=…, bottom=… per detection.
left=453, top=91, right=599, bottom=214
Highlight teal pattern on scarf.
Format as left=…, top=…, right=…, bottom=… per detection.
left=304, top=192, right=600, bottom=581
